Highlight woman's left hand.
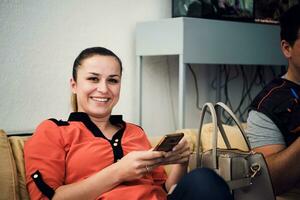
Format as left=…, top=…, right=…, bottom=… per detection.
left=160, top=137, right=190, bottom=165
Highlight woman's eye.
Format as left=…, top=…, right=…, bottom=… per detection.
left=107, top=78, right=119, bottom=84
left=87, top=77, right=99, bottom=82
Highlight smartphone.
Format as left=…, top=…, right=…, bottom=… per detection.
left=153, top=132, right=184, bottom=152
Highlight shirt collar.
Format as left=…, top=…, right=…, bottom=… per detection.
left=68, top=112, right=125, bottom=138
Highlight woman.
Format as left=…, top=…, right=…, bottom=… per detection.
left=24, top=47, right=232, bottom=200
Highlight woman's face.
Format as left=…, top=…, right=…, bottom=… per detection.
left=71, top=55, right=121, bottom=119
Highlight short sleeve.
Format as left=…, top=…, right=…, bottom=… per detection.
left=246, top=110, right=286, bottom=149
left=24, top=120, right=66, bottom=200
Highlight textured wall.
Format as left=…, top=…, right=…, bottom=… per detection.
left=0, top=0, right=274, bottom=136
left=0, top=0, right=171, bottom=134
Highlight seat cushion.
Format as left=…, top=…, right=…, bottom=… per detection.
left=0, top=130, right=19, bottom=200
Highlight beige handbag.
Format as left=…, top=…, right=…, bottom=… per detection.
left=193, top=102, right=275, bottom=200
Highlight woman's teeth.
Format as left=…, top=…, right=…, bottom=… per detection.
left=92, top=97, right=109, bottom=102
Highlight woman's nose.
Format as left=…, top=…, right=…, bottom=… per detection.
left=96, top=81, right=108, bottom=93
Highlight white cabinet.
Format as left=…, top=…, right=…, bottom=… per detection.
left=136, top=17, right=286, bottom=129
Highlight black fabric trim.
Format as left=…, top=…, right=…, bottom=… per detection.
left=31, top=170, right=55, bottom=199
left=7, top=133, right=33, bottom=137
left=109, top=115, right=124, bottom=125
left=48, top=118, right=70, bottom=126
left=68, top=112, right=126, bottom=162
left=68, top=112, right=125, bottom=138
left=68, top=112, right=105, bottom=138
left=110, top=128, right=125, bottom=162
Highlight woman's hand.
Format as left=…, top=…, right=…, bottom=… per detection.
left=115, top=150, right=165, bottom=182
left=160, top=137, right=190, bottom=166
left=163, top=137, right=191, bottom=191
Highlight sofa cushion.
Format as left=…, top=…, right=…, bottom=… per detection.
left=175, top=129, right=197, bottom=152
left=0, top=130, right=19, bottom=200
left=200, top=123, right=249, bottom=152
left=9, top=135, right=30, bottom=200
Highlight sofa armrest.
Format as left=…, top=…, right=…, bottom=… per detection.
left=0, top=130, right=19, bottom=200
left=9, top=135, right=31, bottom=200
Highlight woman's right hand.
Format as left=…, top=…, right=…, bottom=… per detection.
left=115, top=150, right=165, bottom=182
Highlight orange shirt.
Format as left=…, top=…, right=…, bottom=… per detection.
left=24, top=112, right=167, bottom=200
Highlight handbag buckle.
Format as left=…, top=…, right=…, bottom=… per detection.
left=250, top=163, right=261, bottom=178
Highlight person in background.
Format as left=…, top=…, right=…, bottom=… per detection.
left=24, top=46, right=232, bottom=200
left=246, top=4, right=300, bottom=198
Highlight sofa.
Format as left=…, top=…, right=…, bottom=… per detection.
left=0, top=124, right=251, bottom=200
left=0, top=130, right=31, bottom=200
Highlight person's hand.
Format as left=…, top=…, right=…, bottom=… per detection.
left=115, top=150, right=165, bottom=182
left=160, top=137, right=190, bottom=165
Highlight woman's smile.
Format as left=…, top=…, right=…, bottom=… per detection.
left=91, top=97, right=110, bottom=103
left=71, top=54, right=121, bottom=118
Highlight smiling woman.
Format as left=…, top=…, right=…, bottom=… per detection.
left=70, top=47, right=123, bottom=117
left=24, top=47, right=232, bottom=200
left=71, top=55, right=122, bottom=132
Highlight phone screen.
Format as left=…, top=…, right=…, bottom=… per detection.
left=153, top=133, right=184, bottom=152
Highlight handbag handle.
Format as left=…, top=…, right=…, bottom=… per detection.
left=196, top=102, right=251, bottom=169
left=196, top=102, right=218, bottom=169
left=214, top=102, right=251, bottom=151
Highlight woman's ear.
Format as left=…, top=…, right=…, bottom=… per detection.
left=70, top=78, right=77, bottom=94
left=281, top=40, right=292, bottom=59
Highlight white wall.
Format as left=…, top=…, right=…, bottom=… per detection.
left=0, top=0, right=277, bottom=136
left=0, top=0, right=172, bottom=134
left=141, top=56, right=217, bottom=135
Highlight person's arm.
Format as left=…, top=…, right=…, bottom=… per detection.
left=53, top=161, right=122, bottom=199
left=165, top=164, right=188, bottom=192
left=53, top=150, right=165, bottom=200
left=247, top=111, right=300, bottom=195
left=254, top=139, right=300, bottom=195
left=159, top=137, right=190, bottom=191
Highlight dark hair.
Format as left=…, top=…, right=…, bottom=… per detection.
left=71, top=47, right=123, bottom=111
left=72, top=47, right=123, bottom=81
left=279, top=4, right=300, bottom=46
